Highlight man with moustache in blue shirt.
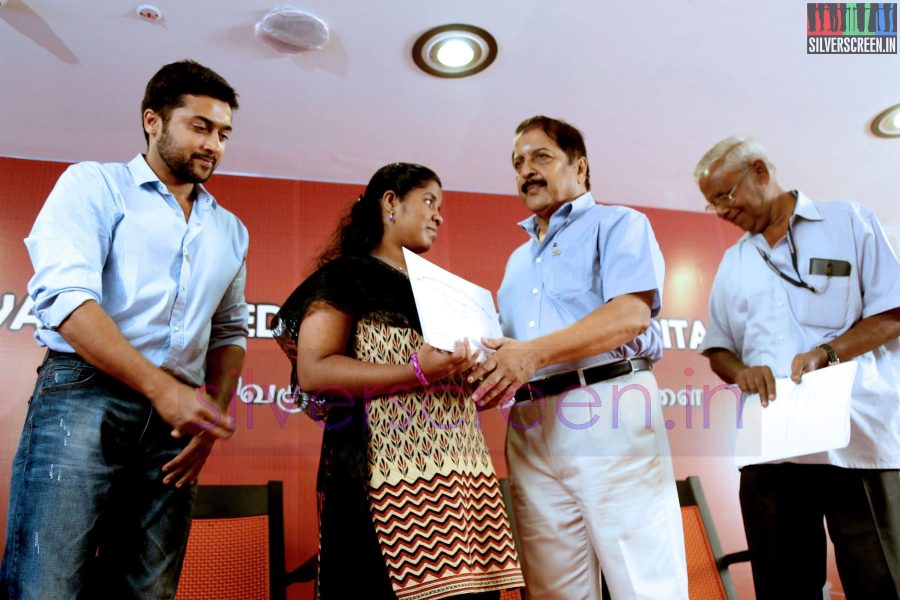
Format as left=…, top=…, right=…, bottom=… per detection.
left=470, top=116, right=687, bottom=600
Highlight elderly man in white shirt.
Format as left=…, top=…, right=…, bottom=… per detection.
left=695, top=135, right=900, bottom=600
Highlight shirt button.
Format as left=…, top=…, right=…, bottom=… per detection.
left=531, top=288, right=538, bottom=295
left=528, top=321, right=535, bottom=328
left=535, top=257, right=542, bottom=264
left=174, top=326, right=180, bottom=332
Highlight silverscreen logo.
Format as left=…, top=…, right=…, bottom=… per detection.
left=807, top=3, right=897, bottom=54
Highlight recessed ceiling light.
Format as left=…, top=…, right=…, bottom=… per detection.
left=871, top=103, right=900, bottom=138
left=437, top=39, right=476, bottom=68
left=412, top=24, right=498, bottom=78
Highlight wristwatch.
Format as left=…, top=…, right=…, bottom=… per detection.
left=818, top=343, right=840, bottom=366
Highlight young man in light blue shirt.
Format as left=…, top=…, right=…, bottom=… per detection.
left=469, top=116, right=687, bottom=600
left=1, top=60, right=249, bottom=599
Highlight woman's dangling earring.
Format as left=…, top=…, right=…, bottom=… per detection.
left=388, top=211, right=394, bottom=223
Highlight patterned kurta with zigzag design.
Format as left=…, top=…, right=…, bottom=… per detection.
left=272, top=255, right=523, bottom=599
left=358, top=318, right=524, bottom=599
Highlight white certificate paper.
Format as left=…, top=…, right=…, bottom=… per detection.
left=734, top=361, right=857, bottom=468
left=403, top=248, right=502, bottom=359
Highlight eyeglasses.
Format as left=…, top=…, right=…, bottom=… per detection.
left=704, top=166, right=750, bottom=213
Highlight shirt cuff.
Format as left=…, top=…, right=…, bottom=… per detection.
left=35, top=291, right=98, bottom=330
left=208, top=336, right=247, bottom=352
left=698, top=332, right=736, bottom=356
left=861, top=297, right=900, bottom=320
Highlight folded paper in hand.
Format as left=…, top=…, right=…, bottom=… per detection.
left=403, top=248, right=502, bottom=360
left=734, top=361, right=857, bottom=468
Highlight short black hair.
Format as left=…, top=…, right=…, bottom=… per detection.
left=141, top=60, right=239, bottom=144
left=515, top=115, right=591, bottom=190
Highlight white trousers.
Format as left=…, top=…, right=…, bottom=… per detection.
left=505, top=370, right=688, bottom=600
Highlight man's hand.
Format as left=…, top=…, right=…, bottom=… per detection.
left=158, top=344, right=244, bottom=487
left=152, top=381, right=235, bottom=439
left=734, top=365, right=777, bottom=407
left=54, top=301, right=237, bottom=439
left=162, top=432, right=216, bottom=488
left=790, top=347, right=828, bottom=384
left=467, top=337, right=540, bottom=409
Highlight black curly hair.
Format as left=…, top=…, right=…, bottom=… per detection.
left=318, top=163, right=441, bottom=264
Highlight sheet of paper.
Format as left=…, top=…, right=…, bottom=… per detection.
left=403, top=248, right=502, bottom=360
left=734, top=361, right=857, bottom=468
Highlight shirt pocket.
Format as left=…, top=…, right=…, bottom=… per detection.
left=546, top=250, right=592, bottom=298
left=791, top=273, right=851, bottom=330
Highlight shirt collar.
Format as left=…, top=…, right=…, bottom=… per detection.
left=517, top=191, right=594, bottom=238
left=792, top=191, right=822, bottom=222
left=739, top=190, right=823, bottom=245
left=126, top=154, right=217, bottom=208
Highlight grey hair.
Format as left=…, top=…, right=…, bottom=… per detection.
left=693, top=135, right=775, bottom=183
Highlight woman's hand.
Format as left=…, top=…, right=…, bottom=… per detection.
left=416, top=339, right=480, bottom=383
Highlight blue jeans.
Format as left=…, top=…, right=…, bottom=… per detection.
left=1, top=354, right=196, bottom=600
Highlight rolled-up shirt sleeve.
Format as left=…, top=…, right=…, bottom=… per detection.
left=24, top=163, right=117, bottom=331
left=208, top=250, right=249, bottom=352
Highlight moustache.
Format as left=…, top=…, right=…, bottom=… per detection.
left=193, top=154, right=217, bottom=168
left=521, top=178, right=547, bottom=194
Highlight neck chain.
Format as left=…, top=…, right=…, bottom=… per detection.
left=371, top=254, right=408, bottom=277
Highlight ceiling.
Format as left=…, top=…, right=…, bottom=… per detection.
left=2, top=0, right=899, bottom=241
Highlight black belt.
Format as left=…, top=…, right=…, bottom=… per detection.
left=46, top=349, right=81, bottom=360
left=513, top=357, right=652, bottom=403
left=43, top=349, right=192, bottom=388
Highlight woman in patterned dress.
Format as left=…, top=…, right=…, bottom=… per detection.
left=273, top=163, right=524, bottom=600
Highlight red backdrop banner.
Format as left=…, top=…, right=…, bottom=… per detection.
left=3, top=156, right=798, bottom=598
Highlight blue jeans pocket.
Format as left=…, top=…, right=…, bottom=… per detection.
left=38, top=362, right=99, bottom=394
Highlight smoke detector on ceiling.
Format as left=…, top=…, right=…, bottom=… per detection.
left=135, top=4, right=163, bottom=22
left=255, top=6, right=330, bottom=53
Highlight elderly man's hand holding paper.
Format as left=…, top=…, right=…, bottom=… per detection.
left=735, top=361, right=857, bottom=467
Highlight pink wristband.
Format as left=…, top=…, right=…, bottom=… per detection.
left=410, top=352, right=429, bottom=387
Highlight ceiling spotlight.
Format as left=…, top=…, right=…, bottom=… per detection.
left=255, top=6, right=330, bottom=53
left=437, top=39, right=475, bottom=68
left=871, top=103, right=900, bottom=138
left=412, top=24, right=498, bottom=78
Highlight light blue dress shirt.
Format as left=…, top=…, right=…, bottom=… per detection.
left=25, top=154, right=249, bottom=387
left=701, top=193, right=900, bottom=468
left=497, top=192, right=665, bottom=378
